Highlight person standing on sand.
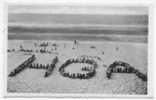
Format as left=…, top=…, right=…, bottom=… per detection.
left=19, top=45, right=24, bottom=51
left=73, top=40, right=79, bottom=49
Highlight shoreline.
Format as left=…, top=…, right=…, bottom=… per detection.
left=8, top=34, right=147, bottom=43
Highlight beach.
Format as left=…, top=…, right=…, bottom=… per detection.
left=7, top=40, right=147, bottom=94
left=7, top=5, right=148, bottom=95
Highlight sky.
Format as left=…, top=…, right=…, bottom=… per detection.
left=8, top=5, right=148, bottom=15
left=8, top=5, right=148, bottom=26
left=7, top=5, right=148, bottom=39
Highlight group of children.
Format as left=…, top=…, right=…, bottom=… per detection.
left=9, top=55, right=35, bottom=77
left=59, top=57, right=97, bottom=79
left=61, top=70, right=95, bottom=79
left=106, top=61, right=147, bottom=81
left=29, top=63, right=49, bottom=69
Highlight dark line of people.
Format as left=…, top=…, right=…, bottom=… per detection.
left=29, top=63, right=49, bottom=69
left=9, top=55, right=36, bottom=77
left=8, top=42, right=58, bottom=54
left=34, top=42, right=57, bottom=48
left=44, top=56, right=58, bottom=77
left=60, top=71, right=96, bottom=79
left=8, top=54, right=147, bottom=81
left=19, top=48, right=53, bottom=54
left=80, top=55, right=102, bottom=61
left=81, top=66, right=93, bottom=71
left=9, top=55, right=58, bottom=78
left=7, top=49, right=15, bottom=52
left=106, top=61, right=147, bottom=81
left=59, top=57, right=97, bottom=79
left=29, top=56, right=58, bottom=77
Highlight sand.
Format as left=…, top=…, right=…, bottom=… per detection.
left=7, top=40, right=147, bottom=94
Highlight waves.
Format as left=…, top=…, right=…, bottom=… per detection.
left=8, top=22, right=148, bottom=43
left=8, top=13, right=148, bottom=43
left=8, top=33, right=147, bottom=43
left=8, top=23, right=147, bottom=35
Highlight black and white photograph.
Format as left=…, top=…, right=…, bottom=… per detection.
left=5, top=2, right=151, bottom=97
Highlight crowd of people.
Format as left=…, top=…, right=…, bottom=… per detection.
left=9, top=55, right=59, bottom=78
left=80, top=55, right=102, bottom=61
left=106, top=61, right=147, bottom=81
left=8, top=47, right=147, bottom=81
left=59, top=57, right=97, bottom=79
left=9, top=55, right=36, bottom=77
left=7, top=42, right=59, bottom=54
left=29, top=56, right=58, bottom=77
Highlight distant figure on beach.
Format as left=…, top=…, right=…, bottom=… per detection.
left=73, top=40, right=79, bottom=49
left=19, top=45, right=24, bottom=51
